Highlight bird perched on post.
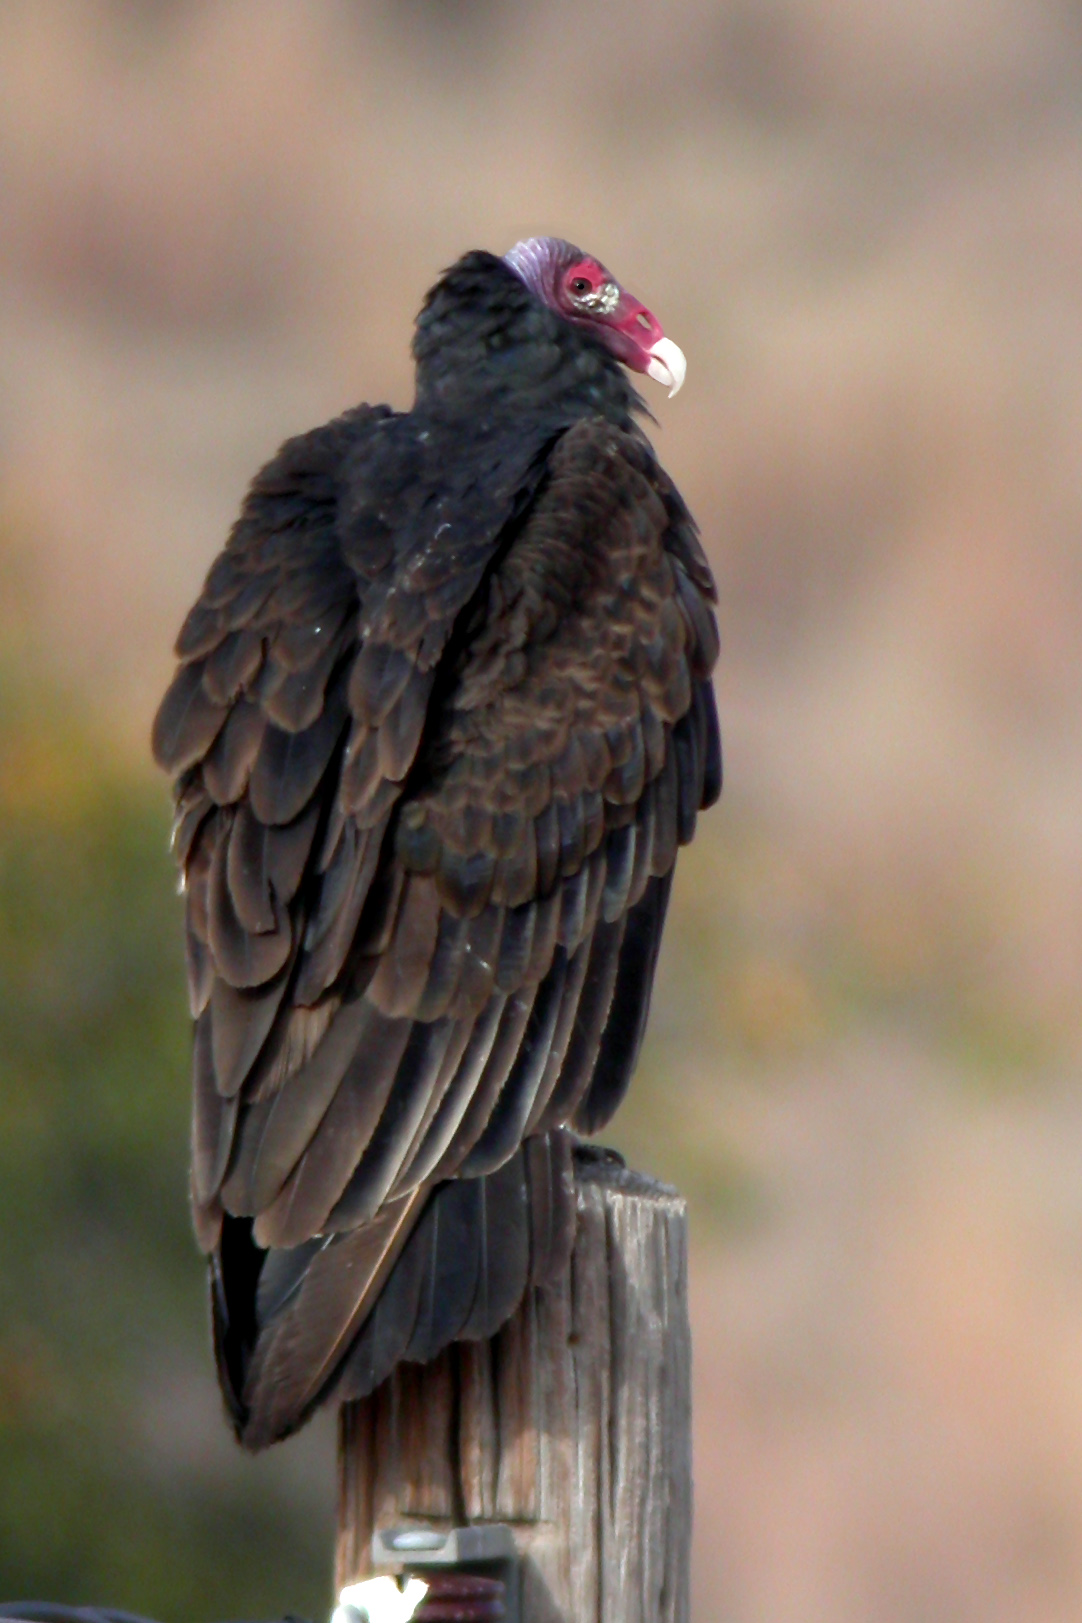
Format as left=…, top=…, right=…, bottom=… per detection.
left=153, top=238, right=721, bottom=1449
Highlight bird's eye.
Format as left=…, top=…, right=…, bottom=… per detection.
left=570, top=276, right=592, bottom=296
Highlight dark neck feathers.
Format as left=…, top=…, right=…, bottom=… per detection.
left=411, top=250, right=641, bottom=430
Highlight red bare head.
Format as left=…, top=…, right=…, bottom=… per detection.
left=503, top=237, right=686, bottom=396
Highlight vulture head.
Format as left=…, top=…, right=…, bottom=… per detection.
left=504, top=236, right=686, bottom=396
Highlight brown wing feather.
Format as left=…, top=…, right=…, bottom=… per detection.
left=157, top=411, right=719, bottom=1447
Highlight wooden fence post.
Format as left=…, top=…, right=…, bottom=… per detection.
left=336, top=1158, right=692, bottom=1623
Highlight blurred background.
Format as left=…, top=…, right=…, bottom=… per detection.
left=1, top=1, right=1082, bottom=1618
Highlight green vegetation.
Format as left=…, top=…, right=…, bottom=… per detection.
left=0, top=672, right=331, bottom=1621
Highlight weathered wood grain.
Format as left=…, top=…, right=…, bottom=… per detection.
left=336, top=1157, right=691, bottom=1623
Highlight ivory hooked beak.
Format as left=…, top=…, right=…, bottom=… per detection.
left=645, top=336, right=687, bottom=397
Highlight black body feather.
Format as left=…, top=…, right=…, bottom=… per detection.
left=155, top=246, right=721, bottom=1448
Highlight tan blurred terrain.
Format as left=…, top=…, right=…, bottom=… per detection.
left=2, top=2, right=1082, bottom=1618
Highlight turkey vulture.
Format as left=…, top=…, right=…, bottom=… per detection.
left=153, top=238, right=721, bottom=1449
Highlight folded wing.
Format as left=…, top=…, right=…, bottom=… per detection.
left=155, top=412, right=720, bottom=1446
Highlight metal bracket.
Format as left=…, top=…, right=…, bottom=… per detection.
left=369, top=1524, right=519, bottom=1622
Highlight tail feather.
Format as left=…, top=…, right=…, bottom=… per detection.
left=218, top=1187, right=424, bottom=1449
left=212, top=1128, right=576, bottom=1448
left=404, top=1176, right=486, bottom=1364
left=335, top=1208, right=436, bottom=1401
left=525, top=1129, right=576, bottom=1286
left=458, top=1150, right=530, bottom=1341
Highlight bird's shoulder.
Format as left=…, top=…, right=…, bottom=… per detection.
left=393, top=416, right=721, bottom=916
